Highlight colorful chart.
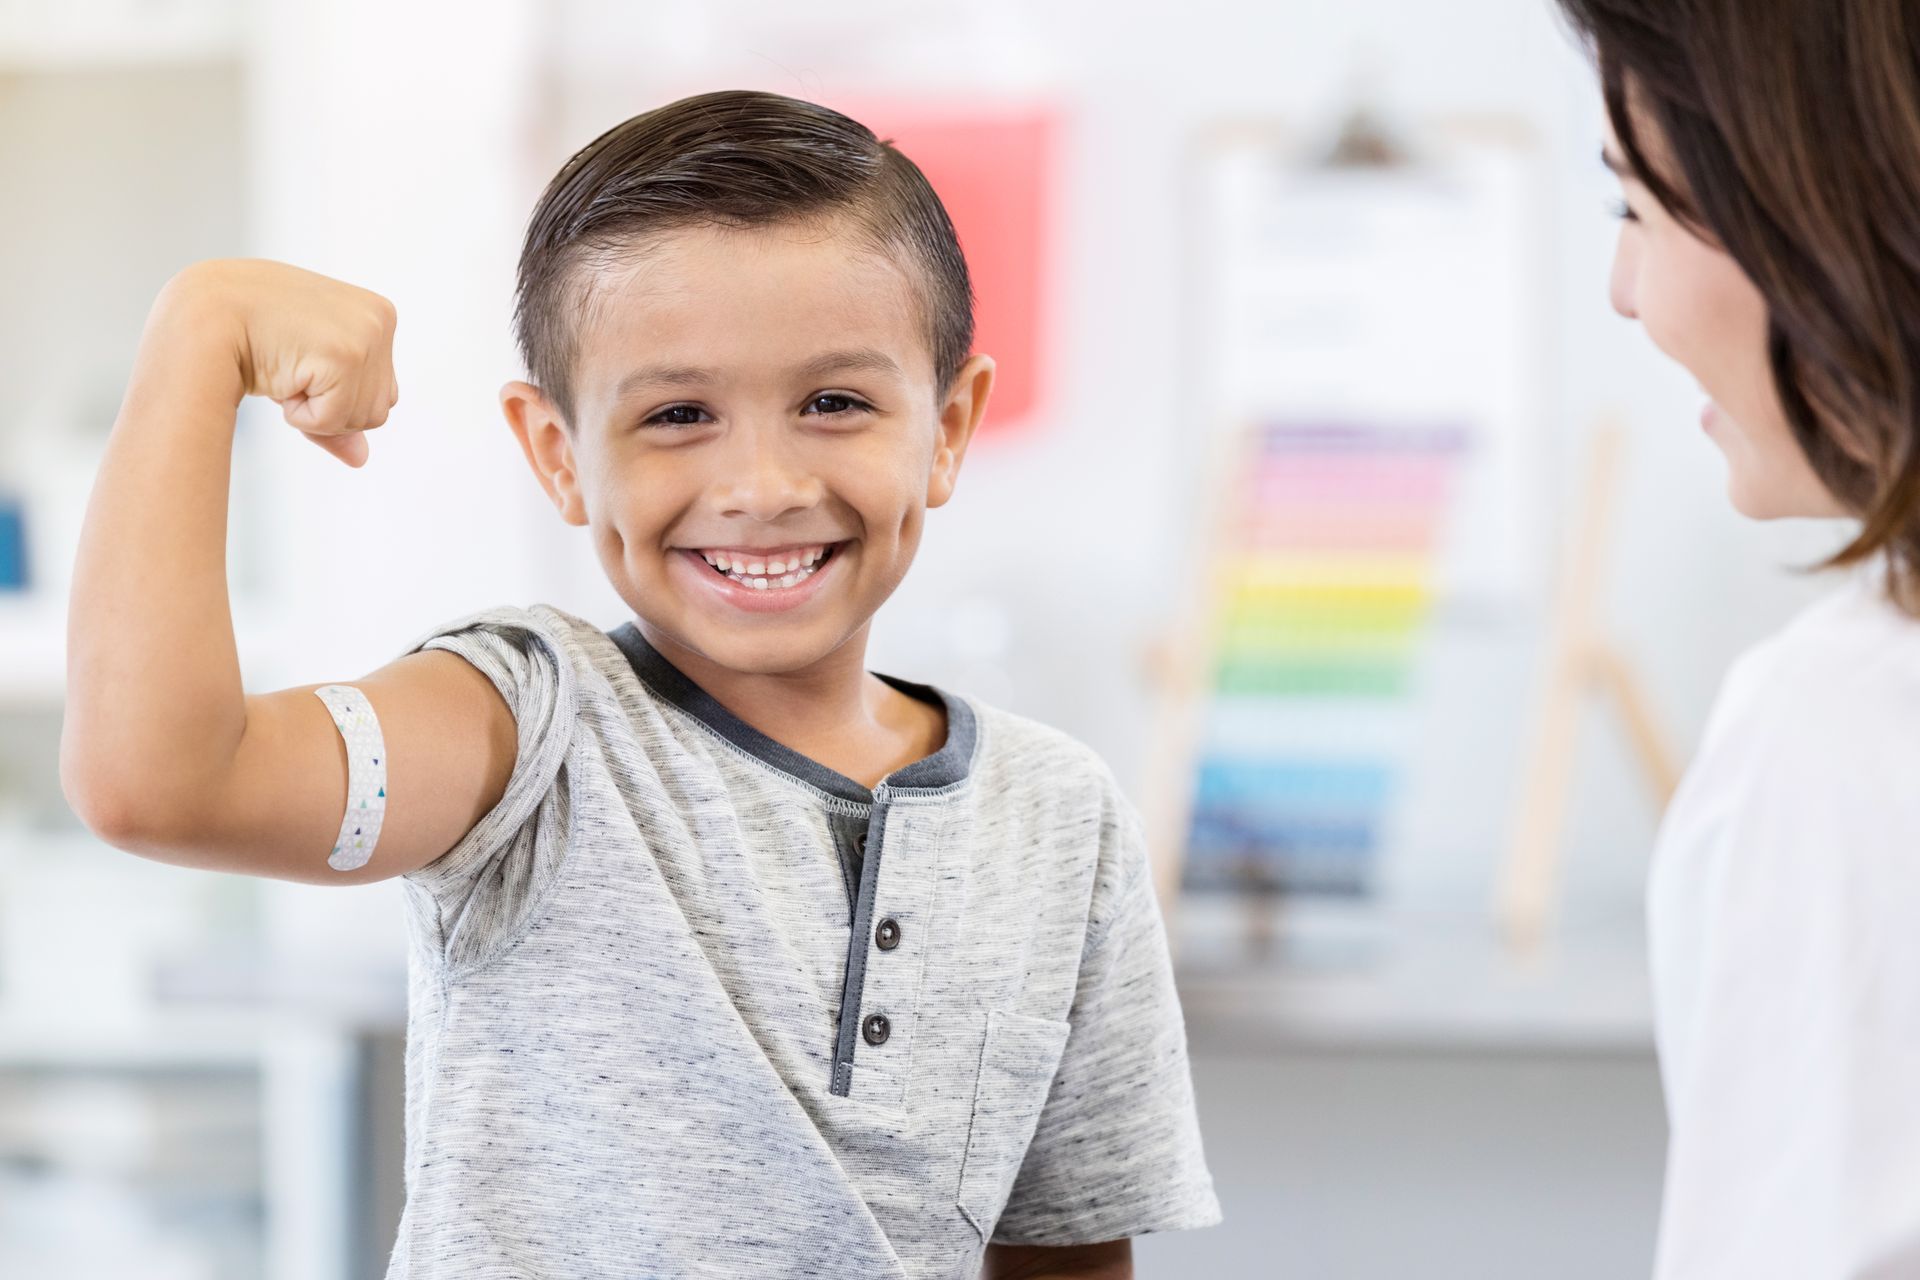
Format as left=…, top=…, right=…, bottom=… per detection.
left=1182, top=421, right=1468, bottom=896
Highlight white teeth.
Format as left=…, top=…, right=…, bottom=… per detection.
left=697, top=546, right=831, bottom=591
left=698, top=545, right=834, bottom=570
left=728, top=563, right=815, bottom=588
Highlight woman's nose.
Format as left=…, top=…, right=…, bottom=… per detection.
left=1609, top=229, right=1641, bottom=321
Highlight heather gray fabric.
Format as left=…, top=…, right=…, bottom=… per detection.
left=382, top=602, right=1220, bottom=1280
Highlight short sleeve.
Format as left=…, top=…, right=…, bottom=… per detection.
left=990, top=789, right=1223, bottom=1245
left=396, top=605, right=580, bottom=974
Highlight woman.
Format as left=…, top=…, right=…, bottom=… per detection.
left=1555, top=1, right=1920, bottom=1276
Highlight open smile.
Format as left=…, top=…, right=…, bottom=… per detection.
left=693, top=542, right=837, bottom=589
left=671, top=541, right=848, bottom=614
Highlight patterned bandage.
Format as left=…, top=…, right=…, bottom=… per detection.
left=313, top=684, right=388, bottom=872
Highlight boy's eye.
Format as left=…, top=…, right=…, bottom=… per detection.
left=646, top=404, right=711, bottom=428
left=804, top=393, right=874, bottom=418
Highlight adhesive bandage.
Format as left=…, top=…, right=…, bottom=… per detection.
left=314, top=684, right=388, bottom=872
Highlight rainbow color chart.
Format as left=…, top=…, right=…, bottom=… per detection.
left=1182, top=421, right=1468, bottom=897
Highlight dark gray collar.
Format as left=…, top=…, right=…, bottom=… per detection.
left=606, top=621, right=976, bottom=805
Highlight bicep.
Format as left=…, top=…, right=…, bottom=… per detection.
left=100, top=648, right=517, bottom=885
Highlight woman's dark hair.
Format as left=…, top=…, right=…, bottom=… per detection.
left=1556, top=0, right=1920, bottom=610
left=513, top=89, right=974, bottom=428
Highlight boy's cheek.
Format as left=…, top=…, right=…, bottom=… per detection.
left=846, top=493, right=923, bottom=547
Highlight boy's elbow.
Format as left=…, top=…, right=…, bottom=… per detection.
left=65, top=771, right=159, bottom=852
left=60, top=750, right=187, bottom=856
left=60, top=727, right=120, bottom=836
left=60, top=746, right=124, bottom=841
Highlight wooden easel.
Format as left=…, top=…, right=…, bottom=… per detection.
left=1140, top=425, right=1260, bottom=957
left=1495, top=420, right=1682, bottom=954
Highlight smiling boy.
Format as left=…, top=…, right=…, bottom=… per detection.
left=62, top=90, right=1220, bottom=1278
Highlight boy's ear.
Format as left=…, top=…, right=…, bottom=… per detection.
left=501, top=380, right=589, bottom=526
left=927, top=354, right=995, bottom=509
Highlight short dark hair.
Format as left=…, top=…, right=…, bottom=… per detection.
left=1555, top=0, right=1920, bottom=612
left=513, top=89, right=975, bottom=429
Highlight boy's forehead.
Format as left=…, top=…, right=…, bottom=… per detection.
left=575, top=223, right=934, bottom=398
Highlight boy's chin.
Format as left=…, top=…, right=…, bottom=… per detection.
left=657, top=614, right=864, bottom=679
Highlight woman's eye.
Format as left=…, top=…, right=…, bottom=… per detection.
left=804, top=393, right=873, bottom=417
left=1608, top=198, right=1640, bottom=224
left=646, top=404, right=710, bottom=428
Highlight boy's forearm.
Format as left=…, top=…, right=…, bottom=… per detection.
left=982, top=1241, right=1133, bottom=1279
left=61, top=270, right=251, bottom=835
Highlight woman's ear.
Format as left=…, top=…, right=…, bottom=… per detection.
left=927, top=354, right=996, bottom=509
left=501, top=380, right=590, bottom=526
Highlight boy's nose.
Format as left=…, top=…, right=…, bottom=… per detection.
left=712, top=427, right=823, bottom=523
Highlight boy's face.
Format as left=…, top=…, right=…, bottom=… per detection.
left=504, top=218, right=994, bottom=677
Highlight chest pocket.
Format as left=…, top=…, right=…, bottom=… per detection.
left=956, top=1009, right=1072, bottom=1241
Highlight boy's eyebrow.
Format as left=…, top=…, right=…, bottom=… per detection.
left=614, top=349, right=905, bottom=400
left=615, top=363, right=719, bottom=398
left=795, top=348, right=904, bottom=380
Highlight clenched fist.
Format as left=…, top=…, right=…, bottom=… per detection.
left=151, top=258, right=400, bottom=467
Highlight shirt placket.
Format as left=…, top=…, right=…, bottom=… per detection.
left=828, top=789, right=941, bottom=1103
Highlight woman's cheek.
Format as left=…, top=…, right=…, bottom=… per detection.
left=1628, top=254, right=1696, bottom=377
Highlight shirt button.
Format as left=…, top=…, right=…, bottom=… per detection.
left=862, top=1013, right=891, bottom=1046
left=875, top=917, right=901, bottom=950
left=854, top=831, right=868, bottom=854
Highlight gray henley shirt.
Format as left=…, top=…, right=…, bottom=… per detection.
left=381, top=602, right=1220, bottom=1279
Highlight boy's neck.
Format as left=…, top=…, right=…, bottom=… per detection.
left=635, top=621, right=947, bottom=790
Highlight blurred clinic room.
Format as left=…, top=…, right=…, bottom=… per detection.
left=0, top=1, right=1860, bottom=1277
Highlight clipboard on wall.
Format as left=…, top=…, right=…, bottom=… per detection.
left=1144, top=109, right=1551, bottom=957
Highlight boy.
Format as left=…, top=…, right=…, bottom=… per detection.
left=61, top=90, right=1219, bottom=1278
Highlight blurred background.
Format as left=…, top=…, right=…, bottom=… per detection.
left=0, top=0, right=1861, bottom=1276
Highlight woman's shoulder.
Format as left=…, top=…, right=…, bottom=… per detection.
left=1727, top=572, right=1920, bottom=711
left=1694, top=571, right=1920, bottom=806
left=1653, top=574, right=1920, bottom=936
